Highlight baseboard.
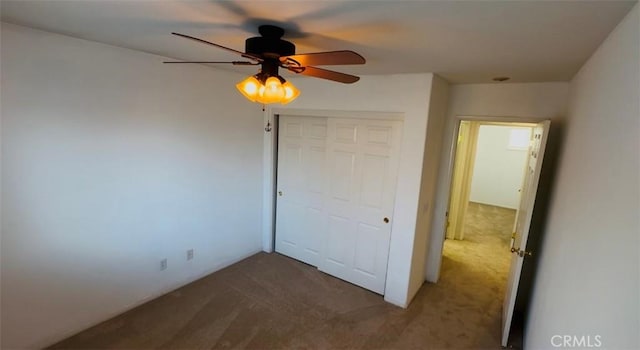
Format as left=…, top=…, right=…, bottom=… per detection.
left=384, top=295, right=409, bottom=308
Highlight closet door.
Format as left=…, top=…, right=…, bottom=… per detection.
left=319, top=118, right=402, bottom=294
left=275, top=116, right=328, bottom=267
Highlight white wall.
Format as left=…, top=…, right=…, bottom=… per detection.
left=525, top=5, right=639, bottom=349
left=469, top=125, right=531, bottom=209
left=425, top=82, right=569, bottom=282
left=266, top=73, right=434, bottom=307
left=409, top=75, right=449, bottom=299
left=1, top=23, right=264, bottom=349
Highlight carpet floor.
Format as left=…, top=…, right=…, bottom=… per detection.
left=50, top=203, right=515, bottom=350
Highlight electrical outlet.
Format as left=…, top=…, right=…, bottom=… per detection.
left=160, top=258, right=168, bottom=270
left=187, top=249, right=194, bottom=261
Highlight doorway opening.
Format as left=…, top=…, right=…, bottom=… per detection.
left=444, top=121, right=534, bottom=266
left=441, top=119, right=549, bottom=347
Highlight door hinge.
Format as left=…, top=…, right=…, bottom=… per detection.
left=510, top=247, right=532, bottom=258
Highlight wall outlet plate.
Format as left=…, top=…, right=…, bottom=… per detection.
left=160, top=258, right=168, bottom=270
left=187, top=249, right=194, bottom=261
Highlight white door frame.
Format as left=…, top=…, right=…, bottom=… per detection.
left=427, top=115, right=547, bottom=283
left=262, top=108, right=404, bottom=285
left=445, top=120, right=479, bottom=241
left=447, top=120, right=535, bottom=240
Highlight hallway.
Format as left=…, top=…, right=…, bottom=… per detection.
left=443, top=202, right=515, bottom=282
left=440, top=201, right=517, bottom=343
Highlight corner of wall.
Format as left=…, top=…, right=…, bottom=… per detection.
left=406, top=73, right=451, bottom=303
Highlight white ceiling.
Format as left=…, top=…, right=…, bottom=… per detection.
left=1, top=0, right=636, bottom=83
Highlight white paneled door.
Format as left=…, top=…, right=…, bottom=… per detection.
left=501, top=120, right=550, bottom=346
left=319, top=118, right=402, bottom=294
left=275, top=115, right=402, bottom=294
left=275, top=116, right=328, bottom=267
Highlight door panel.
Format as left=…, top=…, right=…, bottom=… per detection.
left=319, top=118, right=402, bottom=294
left=275, top=116, right=327, bottom=267
left=335, top=123, right=358, bottom=144
left=306, top=147, right=326, bottom=193
left=353, top=222, right=380, bottom=276
left=330, top=151, right=356, bottom=201
left=501, top=120, right=550, bottom=346
left=360, top=154, right=388, bottom=208
left=325, top=214, right=354, bottom=267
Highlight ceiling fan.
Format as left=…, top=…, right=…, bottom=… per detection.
left=164, top=25, right=365, bottom=104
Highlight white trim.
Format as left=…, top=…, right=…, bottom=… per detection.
left=457, top=115, right=546, bottom=124
left=262, top=108, right=277, bottom=252
left=383, top=295, right=409, bottom=308
left=271, top=108, right=404, bottom=121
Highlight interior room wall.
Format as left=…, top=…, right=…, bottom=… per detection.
left=469, top=125, right=531, bottom=209
left=271, top=73, right=434, bottom=307
left=1, top=23, right=264, bottom=349
left=409, top=74, right=449, bottom=300
left=525, top=5, right=639, bottom=349
left=425, top=82, right=569, bottom=282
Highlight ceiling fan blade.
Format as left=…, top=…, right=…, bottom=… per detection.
left=163, top=61, right=258, bottom=65
left=282, top=50, right=365, bottom=66
left=292, top=66, right=360, bottom=84
left=171, top=32, right=261, bottom=62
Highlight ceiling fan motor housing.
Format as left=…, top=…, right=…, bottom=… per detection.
left=245, top=25, right=295, bottom=58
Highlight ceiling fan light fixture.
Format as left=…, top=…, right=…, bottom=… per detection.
left=236, top=74, right=300, bottom=105
left=169, top=25, right=364, bottom=107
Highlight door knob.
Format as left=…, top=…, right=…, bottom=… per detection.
left=278, top=191, right=283, bottom=196
left=383, top=217, right=390, bottom=223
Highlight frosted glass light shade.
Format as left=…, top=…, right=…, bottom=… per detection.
left=281, top=81, right=300, bottom=105
left=235, top=76, right=261, bottom=102
left=260, top=77, right=285, bottom=104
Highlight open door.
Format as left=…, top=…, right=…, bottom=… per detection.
left=501, top=120, right=551, bottom=346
